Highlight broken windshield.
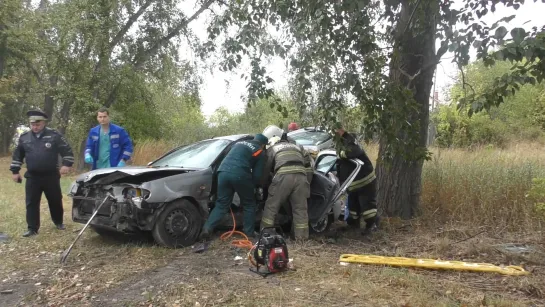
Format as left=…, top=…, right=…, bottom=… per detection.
left=150, top=139, right=231, bottom=169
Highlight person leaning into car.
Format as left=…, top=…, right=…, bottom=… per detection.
left=260, top=126, right=313, bottom=240
left=84, top=107, right=133, bottom=169
left=198, top=133, right=269, bottom=242
left=10, top=110, right=75, bottom=237
left=333, top=123, right=379, bottom=236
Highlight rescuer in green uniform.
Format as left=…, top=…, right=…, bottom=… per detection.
left=198, top=133, right=269, bottom=241
left=260, top=133, right=313, bottom=240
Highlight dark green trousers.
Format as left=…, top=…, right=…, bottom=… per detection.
left=261, top=172, right=310, bottom=239
left=203, top=171, right=256, bottom=236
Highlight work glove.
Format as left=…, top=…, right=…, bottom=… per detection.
left=84, top=153, right=93, bottom=164
left=117, top=160, right=126, bottom=167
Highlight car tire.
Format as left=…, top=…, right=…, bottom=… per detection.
left=309, top=213, right=334, bottom=234
left=152, top=199, right=203, bottom=248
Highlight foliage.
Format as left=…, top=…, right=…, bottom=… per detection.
left=207, top=96, right=301, bottom=136
left=434, top=59, right=545, bottom=148
left=202, top=0, right=393, bottom=152
left=0, top=0, right=215, bottom=165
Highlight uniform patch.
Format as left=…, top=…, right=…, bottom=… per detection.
left=239, top=141, right=257, bottom=151
left=45, top=142, right=52, bottom=148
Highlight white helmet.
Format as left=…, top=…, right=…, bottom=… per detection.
left=262, top=125, right=284, bottom=140
left=268, top=136, right=281, bottom=147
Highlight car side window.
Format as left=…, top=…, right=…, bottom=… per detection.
left=315, top=155, right=337, bottom=174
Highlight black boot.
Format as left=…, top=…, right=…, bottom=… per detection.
left=197, top=228, right=210, bottom=242
left=22, top=230, right=38, bottom=237
left=193, top=228, right=211, bottom=253
left=361, top=216, right=379, bottom=237
left=56, top=224, right=65, bottom=230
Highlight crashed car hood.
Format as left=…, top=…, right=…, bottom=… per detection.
left=76, top=166, right=201, bottom=185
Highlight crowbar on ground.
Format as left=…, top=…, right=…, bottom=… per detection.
left=339, top=254, right=530, bottom=276
left=60, top=193, right=114, bottom=264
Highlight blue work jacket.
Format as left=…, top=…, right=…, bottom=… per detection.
left=85, top=123, right=133, bottom=170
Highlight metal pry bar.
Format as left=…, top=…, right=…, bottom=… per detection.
left=60, top=193, right=114, bottom=264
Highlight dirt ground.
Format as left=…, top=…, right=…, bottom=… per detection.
left=1, top=222, right=545, bottom=307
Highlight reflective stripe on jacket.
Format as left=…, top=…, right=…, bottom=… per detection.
left=336, top=132, right=375, bottom=191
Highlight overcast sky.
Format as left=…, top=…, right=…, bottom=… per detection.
left=179, top=1, right=544, bottom=118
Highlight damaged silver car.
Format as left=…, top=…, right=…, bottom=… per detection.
left=68, top=134, right=362, bottom=248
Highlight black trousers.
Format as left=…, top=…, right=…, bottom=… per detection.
left=347, top=179, right=378, bottom=229
left=24, top=172, right=63, bottom=231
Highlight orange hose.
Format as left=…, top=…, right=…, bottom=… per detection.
left=220, top=209, right=258, bottom=266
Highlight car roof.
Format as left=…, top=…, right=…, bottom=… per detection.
left=288, top=126, right=329, bottom=134
left=317, top=149, right=337, bottom=157
left=211, top=134, right=253, bottom=141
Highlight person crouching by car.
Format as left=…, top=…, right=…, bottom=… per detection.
left=84, top=107, right=133, bottom=169
left=198, top=133, right=269, bottom=242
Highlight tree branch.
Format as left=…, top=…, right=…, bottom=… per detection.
left=403, top=0, right=423, bottom=36
left=104, top=0, right=217, bottom=108
left=132, top=0, right=217, bottom=70
left=89, top=0, right=153, bottom=93
left=108, top=0, right=153, bottom=52
left=458, top=63, right=476, bottom=98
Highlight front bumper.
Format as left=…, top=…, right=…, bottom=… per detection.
left=70, top=192, right=159, bottom=233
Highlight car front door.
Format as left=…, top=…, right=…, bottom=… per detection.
left=312, top=151, right=364, bottom=221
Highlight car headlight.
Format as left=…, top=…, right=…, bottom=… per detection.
left=124, top=188, right=151, bottom=209
left=124, top=188, right=150, bottom=200
left=68, top=182, right=79, bottom=196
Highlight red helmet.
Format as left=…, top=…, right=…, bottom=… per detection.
left=288, top=122, right=299, bottom=131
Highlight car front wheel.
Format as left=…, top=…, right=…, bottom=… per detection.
left=310, top=213, right=334, bottom=233
left=152, top=199, right=203, bottom=248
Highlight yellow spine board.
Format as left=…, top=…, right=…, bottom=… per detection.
left=339, top=254, right=529, bottom=276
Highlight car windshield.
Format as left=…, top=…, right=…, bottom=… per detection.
left=289, top=130, right=331, bottom=146
left=150, top=139, right=231, bottom=168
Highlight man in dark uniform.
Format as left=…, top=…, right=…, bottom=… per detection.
left=198, top=133, right=269, bottom=241
left=10, top=110, right=75, bottom=237
left=334, top=124, right=379, bottom=236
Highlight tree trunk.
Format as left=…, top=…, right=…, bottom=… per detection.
left=0, top=124, right=16, bottom=156
left=376, top=1, right=439, bottom=219
left=43, top=75, right=57, bottom=118
left=0, top=26, right=5, bottom=78
left=58, top=99, right=70, bottom=135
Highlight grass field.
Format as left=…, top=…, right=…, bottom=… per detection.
left=1, top=142, right=544, bottom=306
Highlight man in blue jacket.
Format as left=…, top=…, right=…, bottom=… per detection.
left=198, top=133, right=269, bottom=243
left=84, top=107, right=133, bottom=169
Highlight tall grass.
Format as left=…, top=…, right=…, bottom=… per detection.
left=131, top=139, right=177, bottom=166
left=421, top=143, right=545, bottom=231
left=130, top=139, right=545, bottom=231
